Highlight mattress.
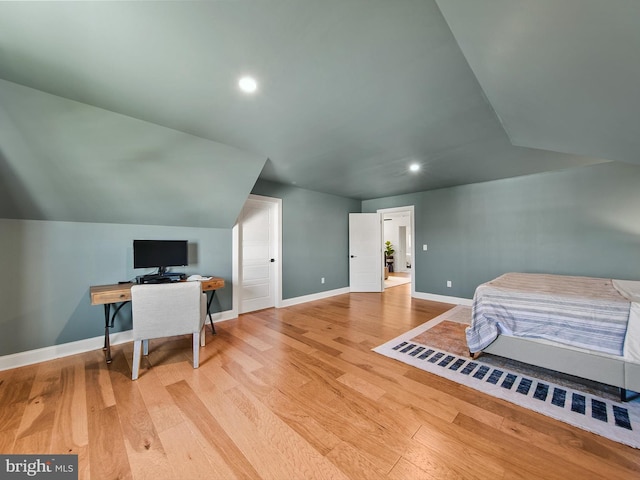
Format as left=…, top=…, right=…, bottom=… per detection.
left=465, top=273, right=631, bottom=356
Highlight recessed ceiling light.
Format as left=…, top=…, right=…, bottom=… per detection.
left=238, top=76, right=258, bottom=93
left=409, top=163, right=420, bottom=172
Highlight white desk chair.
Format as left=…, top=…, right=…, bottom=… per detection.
left=130, top=281, right=206, bottom=380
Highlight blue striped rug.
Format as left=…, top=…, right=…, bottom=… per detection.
left=373, top=306, right=640, bottom=449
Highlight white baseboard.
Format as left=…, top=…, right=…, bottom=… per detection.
left=0, top=309, right=236, bottom=372
left=277, top=287, right=470, bottom=309
left=1, top=290, right=468, bottom=371
left=0, top=330, right=131, bottom=372
left=279, top=287, right=351, bottom=308
left=412, top=291, right=473, bottom=306
left=209, top=309, right=237, bottom=323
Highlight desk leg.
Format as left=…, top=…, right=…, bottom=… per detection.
left=103, top=304, right=112, bottom=364
left=102, top=302, right=129, bottom=364
left=206, top=291, right=217, bottom=334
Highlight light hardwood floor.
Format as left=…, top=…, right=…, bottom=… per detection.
left=2, top=284, right=639, bottom=479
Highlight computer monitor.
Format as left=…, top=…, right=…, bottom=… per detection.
left=133, top=240, right=188, bottom=276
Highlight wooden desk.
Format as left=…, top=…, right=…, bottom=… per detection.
left=90, top=277, right=225, bottom=363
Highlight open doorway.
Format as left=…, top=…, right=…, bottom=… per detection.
left=377, top=206, right=414, bottom=293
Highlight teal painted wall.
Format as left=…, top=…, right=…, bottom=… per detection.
left=0, top=79, right=266, bottom=228
left=0, top=180, right=360, bottom=358
left=251, top=179, right=361, bottom=299
left=4, top=162, right=640, bottom=358
left=0, top=219, right=232, bottom=356
left=363, top=162, right=640, bottom=299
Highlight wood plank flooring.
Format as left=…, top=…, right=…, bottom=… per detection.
left=2, top=284, right=640, bottom=479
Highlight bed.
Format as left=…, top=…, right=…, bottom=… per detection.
left=465, top=273, right=640, bottom=401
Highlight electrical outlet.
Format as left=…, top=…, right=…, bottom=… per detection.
left=321, top=277, right=325, bottom=284
left=446, top=280, right=452, bottom=288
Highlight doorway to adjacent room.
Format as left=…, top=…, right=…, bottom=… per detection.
left=378, top=206, right=414, bottom=293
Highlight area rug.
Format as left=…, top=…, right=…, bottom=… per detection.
left=373, top=305, right=640, bottom=449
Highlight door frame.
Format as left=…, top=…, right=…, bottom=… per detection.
left=378, top=205, right=415, bottom=296
left=232, top=194, right=282, bottom=316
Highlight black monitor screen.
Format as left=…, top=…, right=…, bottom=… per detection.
left=133, top=240, right=188, bottom=271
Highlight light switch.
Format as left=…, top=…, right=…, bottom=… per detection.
left=423, top=244, right=428, bottom=251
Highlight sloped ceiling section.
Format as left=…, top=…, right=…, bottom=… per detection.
left=0, top=1, right=610, bottom=209
left=0, top=80, right=266, bottom=228
left=436, top=0, right=640, bottom=165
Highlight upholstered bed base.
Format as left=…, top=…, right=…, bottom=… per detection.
left=479, top=334, right=640, bottom=402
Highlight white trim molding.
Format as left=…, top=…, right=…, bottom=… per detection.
left=0, top=329, right=131, bottom=372
left=412, top=291, right=473, bottom=306
left=0, top=309, right=236, bottom=372
left=280, top=287, right=351, bottom=308
left=1, top=289, right=469, bottom=371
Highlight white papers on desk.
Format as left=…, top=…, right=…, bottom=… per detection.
left=186, top=274, right=212, bottom=281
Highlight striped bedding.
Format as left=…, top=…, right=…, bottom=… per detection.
left=465, top=273, right=631, bottom=356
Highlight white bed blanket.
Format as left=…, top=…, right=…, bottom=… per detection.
left=614, top=279, right=640, bottom=363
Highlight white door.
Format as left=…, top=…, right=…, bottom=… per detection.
left=349, top=213, right=383, bottom=292
left=239, top=197, right=277, bottom=313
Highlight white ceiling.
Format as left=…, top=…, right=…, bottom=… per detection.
left=0, top=1, right=634, bottom=226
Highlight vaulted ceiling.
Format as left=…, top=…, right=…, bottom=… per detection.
left=1, top=1, right=636, bottom=228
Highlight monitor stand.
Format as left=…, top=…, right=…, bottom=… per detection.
left=137, top=274, right=171, bottom=284
left=136, top=269, right=185, bottom=284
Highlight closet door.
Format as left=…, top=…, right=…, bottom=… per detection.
left=239, top=197, right=277, bottom=313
